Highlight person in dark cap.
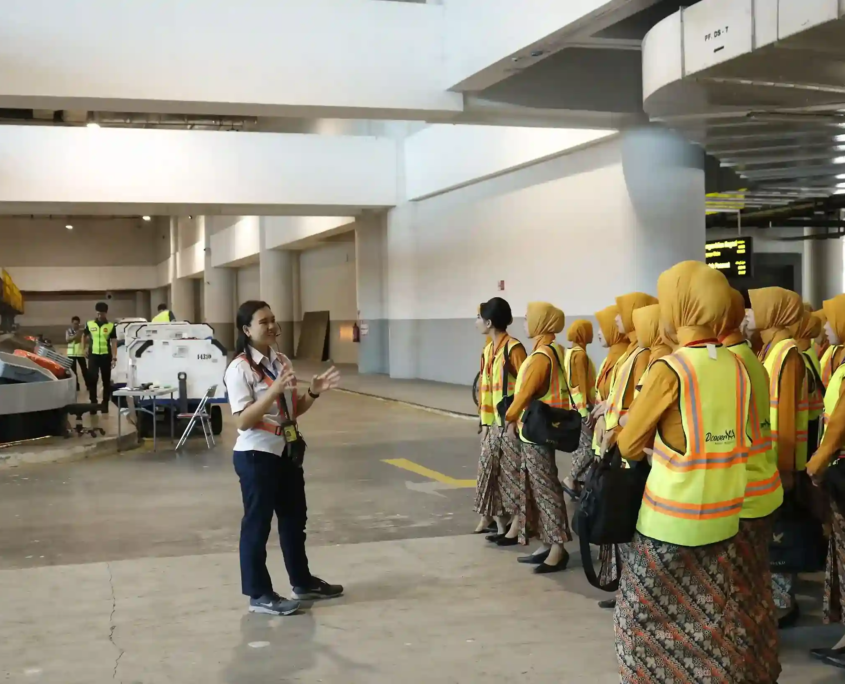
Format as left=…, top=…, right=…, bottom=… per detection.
left=82, top=301, right=117, bottom=412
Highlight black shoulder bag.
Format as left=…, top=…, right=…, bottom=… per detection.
left=520, top=345, right=582, bottom=452
left=572, top=445, right=650, bottom=590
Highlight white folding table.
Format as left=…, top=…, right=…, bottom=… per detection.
left=112, top=386, right=176, bottom=452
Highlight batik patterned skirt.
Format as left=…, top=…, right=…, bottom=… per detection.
left=473, top=428, right=505, bottom=518
left=732, top=517, right=780, bottom=684
left=517, top=442, right=571, bottom=546
left=824, top=499, right=845, bottom=626
left=614, top=532, right=745, bottom=684
left=568, top=418, right=596, bottom=485
left=499, top=432, right=523, bottom=517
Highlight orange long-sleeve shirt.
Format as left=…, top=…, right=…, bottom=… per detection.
left=807, top=381, right=845, bottom=475
left=596, top=342, right=628, bottom=400
left=505, top=335, right=558, bottom=423
left=568, top=345, right=596, bottom=416
left=761, top=330, right=806, bottom=473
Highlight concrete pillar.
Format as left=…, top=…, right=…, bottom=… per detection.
left=291, top=252, right=302, bottom=353
left=356, top=211, right=388, bottom=374
left=260, top=219, right=295, bottom=355
left=202, top=217, right=235, bottom=350
left=169, top=217, right=196, bottom=322
left=135, top=290, right=150, bottom=320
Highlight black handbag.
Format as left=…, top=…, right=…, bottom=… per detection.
left=573, top=445, right=650, bottom=590
left=769, top=489, right=826, bottom=574
left=826, top=459, right=845, bottom=510
left=520, top=345, right=582, bottom=452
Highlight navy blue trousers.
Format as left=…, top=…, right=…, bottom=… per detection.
left=233, top=450, right=312, bottom=597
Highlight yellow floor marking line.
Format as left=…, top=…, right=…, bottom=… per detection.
left=382, top=458, right=476, bottom=488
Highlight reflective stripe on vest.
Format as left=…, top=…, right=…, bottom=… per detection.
left=67, top=334, right=83, bottom=357
left=152, top=310, right=171, bottom=323
left=515, top=342, right=571, bottom=444
left=604, top=346, right=649, bottom=432
left=563, top=346, right=594, bottom=418
left=822, top=345, right=843, bottom=388
left=87, top=321, right=114, bottom=355
left=763, top=339, right=810, bottom=471
left=478, top=338, right=521, bottom=427
left=727, top=341, right=784, bottom=518
left=594, top=356, right=610, bottom=403
left=822, top=364, right=845, bottom=460
left=636, top=346, right=751, bottom=546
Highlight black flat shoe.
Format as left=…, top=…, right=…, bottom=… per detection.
left=811, top=646, right=845, bottom=660
left=485, top=533, right=506, bottom=543
left=534, top=550, right=569, bottom=574
left=517, top=549, right=550, bottom=564
left=598, top=598, right=616, bottom=609
left=473, top=523, right=497, bottom=534
left=496, top=536, right=519, bottom=547
left=777, top=605, right=800, bottom=629
left=824, top=652, right=845, bottom=670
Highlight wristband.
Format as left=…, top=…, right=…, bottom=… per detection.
left=308, top=388, right=320, bottom=399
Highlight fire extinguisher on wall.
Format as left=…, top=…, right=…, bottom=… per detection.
left=353, top=322, right=361, bottom=343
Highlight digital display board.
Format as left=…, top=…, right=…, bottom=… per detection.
left=706, top=237, right=752, bottom=278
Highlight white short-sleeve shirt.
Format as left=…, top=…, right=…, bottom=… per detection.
left=224, top=346, right=294, bottom=456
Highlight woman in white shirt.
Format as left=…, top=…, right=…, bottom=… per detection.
left=224, top=300, right=341, bottom=616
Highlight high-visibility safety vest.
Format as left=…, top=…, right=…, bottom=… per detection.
left=727, top=341, right=784, bottom=519
left=591, top=346, right=640, bottom=455
left=514, top=342, right=571, bottom=444
left=801, top=348, right=825, bottom=420
left=604, top=346, right=649, bottom=432
left=637, top=346, right=752, bottom=546
left=594, top=355, right=611, bottom=403
left=822, top=344, right=844, bottom=388
left=478, top=338, right=523, bottom=427
left=152, top=310, right=172, bottom=323
left=67, top=331, right=83, bottom=357
left=763, top=339, right=810, bottom=472
left=822, top=363, right=845, bottom=460
left=87, top=320, right=115, bottom=355
left=563, top=346, right=595, bottom=418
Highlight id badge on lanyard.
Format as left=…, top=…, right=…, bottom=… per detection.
left=264, top=365, right=300, bottom=445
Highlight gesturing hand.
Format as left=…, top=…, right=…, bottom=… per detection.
left=310, top=366, right=341, bottom=395
left=270, top=369, right=297, bottom=397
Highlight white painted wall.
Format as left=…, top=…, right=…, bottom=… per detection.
left=0, top=0, right=461, bottom=118
left=16, top=291, right=138, bottom=335
left=235, top=266, right=261, bottom=305
left=405, top=125, right=615, bottom=200
left=0, top=126, right=398, bottom=214
left=210, top=217, right=262, bottom=268
left=264, top=216, right=356, bottom=250
left=299, top=241, right=358, bottom=364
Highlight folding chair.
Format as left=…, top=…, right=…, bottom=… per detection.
left=175, top=384, right=218, bottom=450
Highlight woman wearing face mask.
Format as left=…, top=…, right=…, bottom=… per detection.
left=563, top=319, right=596, bottom=493
left=474, top=298, right=527, bottom=535
left=224, top=300, right=342, bottom=617
left=748, top=286, right=808, bottom=628
left=612, top=262, right=759, bottom=683
left=498, top=302, right=572, bottom=573
left=806, top=293, right=845, bottom=668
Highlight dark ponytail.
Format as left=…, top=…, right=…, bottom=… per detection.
left=227, top=300, right=271, bottom=383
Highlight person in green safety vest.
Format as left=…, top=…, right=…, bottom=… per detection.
left=65, top=315, right=87, bottom=393
left=152, top=303, right=176, bottom=323
left=83, top=301, right=117, bottom=413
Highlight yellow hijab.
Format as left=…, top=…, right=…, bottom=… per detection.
left=526, top=301, right=565, bottom=349
left=657, top=261, right=731, bottom=344
left=749, top=287, right=804, bottom=345
left=714, top=288, right=746, bottom=341
left=616, top=292, right=659, bottom=342
left=791, top=312, right=821, bottom=351
left=595, top=305, right=626, bottom=347
left=567, top=319, right=593, bottom=349
left=823, top=295, right=845, bottom=345
left=632, top=304, right=660, bottom=350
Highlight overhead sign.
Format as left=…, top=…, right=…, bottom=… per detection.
left=706, top=237, right=752, bottom=278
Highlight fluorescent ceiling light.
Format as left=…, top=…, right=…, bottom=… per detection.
left=836, top=157, right=845, bottom=164
left=86, top=122, right=100, bottom=129
left=65, top=224, right=73, bottom=230
left=142, top=215, right=151, bottom=221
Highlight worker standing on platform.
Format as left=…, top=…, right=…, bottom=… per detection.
left=152, top=303, right=176, bottom=323
left=65, top=315, right=87, bottom=393
left=83, top=302, right=117, bottom=413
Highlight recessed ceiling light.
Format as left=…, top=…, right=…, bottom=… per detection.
left=86, top=122, right=100, bottom=129
left=836, top=156, right=845, bottom=164
left=142, top=215, right=151, bottom=221
left=65, top=224, right=73, bottom=230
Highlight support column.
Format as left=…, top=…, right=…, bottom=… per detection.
left=260, top=219, right=295, bottom=355
left=169, top=217, right=196, bottom=322
left=356, top=211, right=388, bottom=374
left=202, top=217, right=235, bottom=350
left=135, top=290, right=150, bottom=320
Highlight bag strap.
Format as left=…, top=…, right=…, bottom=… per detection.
left=546, top=344, right=577, bottom=410
left=578, top=519, right=622, bottom=592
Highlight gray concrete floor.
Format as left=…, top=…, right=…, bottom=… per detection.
left=0, top=390, right=843, bottom=683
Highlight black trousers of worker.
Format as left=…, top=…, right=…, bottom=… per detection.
left=69, top=356, right=88, bottom=393
left=87, top=354, right=112, bottom=408
left=234, top=449, right=312, bottom=597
